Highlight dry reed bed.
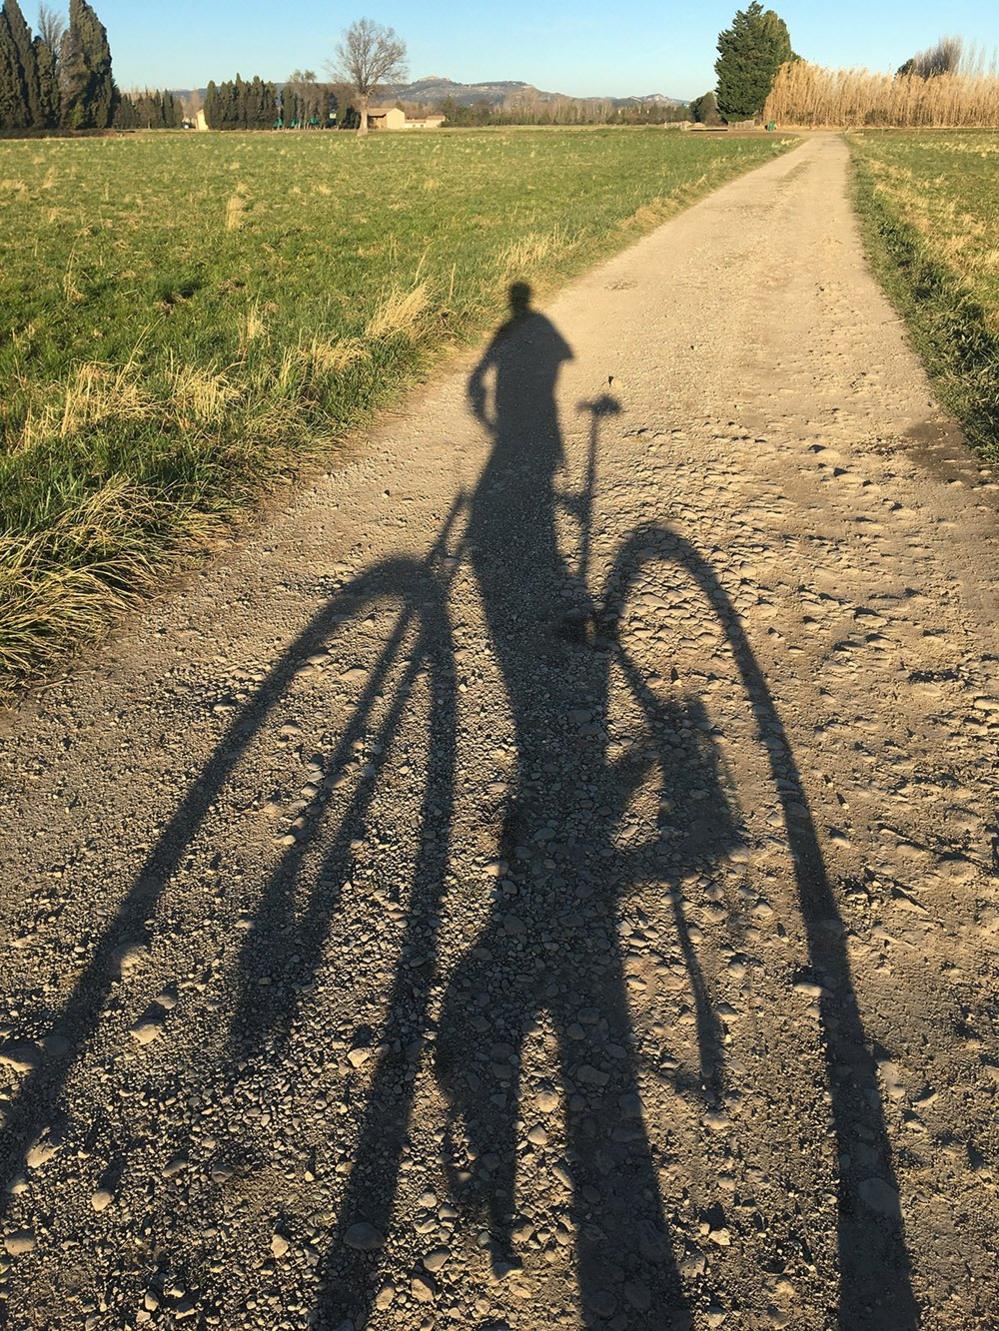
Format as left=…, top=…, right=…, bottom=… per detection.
left=766, top=61, right=999, bottom=128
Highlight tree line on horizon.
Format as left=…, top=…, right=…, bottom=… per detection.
left=0, top=0, right=801, bottom=136
left=201, top=74, right=364, bottom=130
left=114, top=87, right=182, bottom=129
left=4, top=2, right=987, bottom=138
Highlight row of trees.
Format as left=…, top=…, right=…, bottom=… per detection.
left=0, top=5, right=799, bottom=138
left=202, top=73, right=363, bottom=130
left=204, top=74, right=279, bottom=129
left=114, top=87, right=181, bottom=130
left=0, top=0, right=116, bottom=131
left=437, top=95, right=693, bottom=128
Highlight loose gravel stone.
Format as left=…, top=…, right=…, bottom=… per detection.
left=3, top=1230, right=36, bottom=1256
left=344, top=1223, right=384, bottom=1252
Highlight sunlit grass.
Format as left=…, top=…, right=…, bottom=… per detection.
left=850, top=130, right=999, bottom=464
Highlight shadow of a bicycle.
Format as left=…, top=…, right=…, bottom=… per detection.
left=0, top=285, right=916, bottom=1330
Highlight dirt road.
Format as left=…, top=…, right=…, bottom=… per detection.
left=1, top=135, right=996, bottom=1331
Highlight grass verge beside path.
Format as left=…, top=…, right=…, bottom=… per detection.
left=0, top=128, right=795, bottom=700
left=848, top=130, right=999, bottom=467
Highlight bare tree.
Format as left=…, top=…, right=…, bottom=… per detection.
left=285, top=69, right=319, bottom=127
left=327, top=17, right=407, bottom=136
left=898, top=35, right=964, bottom=80
left=37, top=2, right=65, bottom=56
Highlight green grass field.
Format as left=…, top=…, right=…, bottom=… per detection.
left=0, top=128, right=794, bottom=696
left=849, top=130, right=999, bottom=465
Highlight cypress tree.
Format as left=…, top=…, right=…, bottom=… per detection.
left=204, top=79, right=218, bottom=128
left=217, top=78, right=234, bottom=128
left=112, top=88, right=132, bottom=126
left=34, top=34, right=59, bottom=124
left=60, top=0, right=117, bottom=129
left=690, top=91, right=721, bottom=125
left=246, top=73, right=260, bottom=127
left=58, top=22, right=84, bottom=126
left=0, top=6, right=29, bottom=129
left=715, top=2, right=795, bottom=122
left=5, top=0, right=41, bottom=124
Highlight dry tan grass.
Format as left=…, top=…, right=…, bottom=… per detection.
left=59, top=362, right=154, bottom=438
left=170, top=363, right=241, bottom=426
left=62, top=248, right=85, bottom=304
left=0, top=476, right=221, bottom=682
left=303, top=337, right=369, bottom=376
left=364, top=282, right=431, bottom=341
left=225, top=184, right=250, bottom=231
left=497, top=227, right=571, bottom=274
left=237, top=301, right=268, bottom=350
left=766, top=60, right=999, bottom=128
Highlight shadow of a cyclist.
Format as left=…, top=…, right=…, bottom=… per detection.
left=427, top=283, right=735, bottom=1321
left=0, top=284, right=917, bottom=1331
left=318, top=283, right=916, bottom=1330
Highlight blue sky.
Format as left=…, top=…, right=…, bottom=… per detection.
left=92, top=0, right=999, bottom=99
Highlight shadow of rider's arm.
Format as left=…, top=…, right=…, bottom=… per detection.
left=467, top=337, right=498, bottom=431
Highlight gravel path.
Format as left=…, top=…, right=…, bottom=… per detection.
left=1, top=135, right=996, bottom=1331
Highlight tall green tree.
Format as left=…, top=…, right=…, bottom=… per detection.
left=690, top=90, right=721, bottom=125
left=0, top=0, right=59, bottom=129
left=715, top=2, right=795, bottom=122
left=0, top=5, right=29, bottom=128
left=5, top=0, right=40, bottom=122
left=34, top=32, right=58, bottom=122
left=60, top=0, right=117, bottom=128
left=204, top=79, right=218, bottom=127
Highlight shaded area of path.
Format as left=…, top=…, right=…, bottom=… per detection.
left=0, top=137, right=996, bottom=1331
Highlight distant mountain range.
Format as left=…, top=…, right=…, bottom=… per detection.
left=170, top=77, right=687, bottom=111
left=382, top=77, right=686, bottom=109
